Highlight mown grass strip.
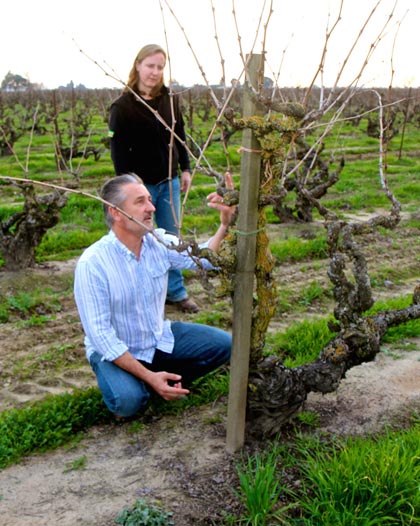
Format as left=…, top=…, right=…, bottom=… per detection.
left=0, top=388, right=109, bottom=469
left=0, top=369, right=230, bottom=470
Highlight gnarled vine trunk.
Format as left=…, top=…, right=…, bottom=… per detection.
left=246, top=196, right=420, bottom=437
left=0, top=183, right=67, bottom=270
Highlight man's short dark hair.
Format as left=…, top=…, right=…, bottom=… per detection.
left=101, top=173, right=144, bottom=228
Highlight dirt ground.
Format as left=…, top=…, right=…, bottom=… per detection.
left=1, top=220, right=420, bottom=525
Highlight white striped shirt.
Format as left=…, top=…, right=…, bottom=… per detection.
left=74, top=229, right=212, bottom=363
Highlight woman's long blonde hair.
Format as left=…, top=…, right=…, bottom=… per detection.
left=124, top=44, right=167, bottom=97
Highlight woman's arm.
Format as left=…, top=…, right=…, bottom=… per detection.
left=173, top=95, right=191, bottom=173
left=109, top=103, right=132, bottom=175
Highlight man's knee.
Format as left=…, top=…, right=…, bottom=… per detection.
left=103, top=391, right=150, bottom=418
left=217, top=332, right=232, bottom=363
left=215, top=343, right=231, bottom=367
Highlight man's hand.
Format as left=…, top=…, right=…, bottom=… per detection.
left=148, top=371, right=190, bottom=401
left=113, top=352, right=189, bottom=401
left=206, top=171, right=236, bottom=227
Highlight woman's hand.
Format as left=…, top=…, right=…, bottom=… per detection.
left=180, top=170, right=192, bottom=193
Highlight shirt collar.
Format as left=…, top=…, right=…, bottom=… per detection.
left=108, top=230, right=137, bottom=261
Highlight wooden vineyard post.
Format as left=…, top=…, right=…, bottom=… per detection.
left=226, top=54, right=263, bottom=453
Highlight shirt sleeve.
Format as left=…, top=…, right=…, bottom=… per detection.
left=74, top=258, right=128, bottom=361
left=155, top=229, right=214, bottom=271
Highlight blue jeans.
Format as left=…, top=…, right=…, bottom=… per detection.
left=146, top=177, right=187, bottom=303
left=89, top=321, right=231, bottom=417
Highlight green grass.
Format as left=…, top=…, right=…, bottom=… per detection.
left=0, top=368, right=230, bottom=469
left=265, top=294, right=420, bottom=367
left=116, top=498, right=174, bottom=526
left=289, top=427, right=420, bottom=525
left=370, top=264, right=420, bottom=289
left=265, top=318, right=333, bottom=367
left=0, top=388, right=109, bottom=469
left=296, top=280, right=330, bottom=306
left=270, top=236, right=328, bottom=263
left=35, top=194, right=107, bottom=259
left=9, top=342, right=84, bottom=380
left=234, top=440, right=293, bottom=525
left=193, top=300, right=232, bottom=328
left=368, top=295, right=420, bottom=343
left=63, top=455, right=88, bottom=473
left=0, top=287, right=63, bottom=323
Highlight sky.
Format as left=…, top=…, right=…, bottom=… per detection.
left=1, top=0, right=419, bottom=90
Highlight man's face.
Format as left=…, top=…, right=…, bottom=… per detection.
left=118, top=182, right=155, bottom=235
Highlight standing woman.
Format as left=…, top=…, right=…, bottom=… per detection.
left=108, top=44, right=198, bottom=313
